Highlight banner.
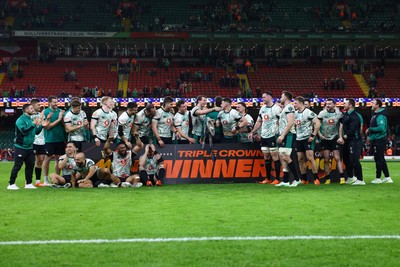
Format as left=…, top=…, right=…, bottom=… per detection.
left=130, top=32, right=190, bottom=39
left=82, top=143, right=342, bottom=184
left=12, top=31, right=117, bottom=38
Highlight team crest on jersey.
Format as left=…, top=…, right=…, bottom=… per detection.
left=104, top=120, right=110, bottom=126
left=328, top=118, right=335, bottom=125
left=263, top=114, right=269, bottom=121
left=120, top=159, right=127, bottom=166
left=222, top=120, right=228, bottom=125
left=296, top=120, right=301, bottom=125
left=166, top=118, right=171, bottom=124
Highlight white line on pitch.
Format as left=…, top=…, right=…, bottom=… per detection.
left=0, top=235, right=400, bottom=246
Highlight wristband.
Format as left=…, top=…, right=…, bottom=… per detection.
left=310, top=134, right=315, bottom=138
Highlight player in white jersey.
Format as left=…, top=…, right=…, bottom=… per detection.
left=152, top=96, right=178, bottom=147
left=294, top=96, right=321, bottom=185
left=64, top=100, right=89, bottom=152
left=72, top=152, right=119, bottom=188
left=30, top=98, right=47, bottom=186
left=190, top=95, right=221, bottom=144
left=103, top=135, right=143, bottom=188
left=174, top=100, right=196, bottom=144
left=236, top=102, right=254, bottom=143
left=49, top=142, right=77, bottom=188
left=216, top=98, right=247, bottom=143
left=275, top=91, right=301, bottom=187
left=133, top=103, right=156, bottom=144
left=139, top=143, right=166, bottom=186
left=248, top=91, right=282, bottom=184
left=90, top=96, right=114, bottom=146
left=317, top=98, right=345, bottom=184
left=117, top=102, right=138, bottom=148
left=109, top=99, right=118, bottom=140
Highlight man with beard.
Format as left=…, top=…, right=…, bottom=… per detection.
left=248, top=92, right=282, bottom=184
left=174, top=100, right=196, bottom=144
left=293, top=96, right=321, bottom=185
left=216, top=98, right=248, bottom=143
left=152, top=96, right=179, bottom=147
left=366, top=98, right=393, bottom=184
left=338, top=99, right=364, bottom=185
left=64, top=100, right=89, bottom=152
left=133, top=103, right=156, bottom=145
left=103, top=134, right=143, bottom=188
left=7, top=104, right=48, bottom=190
left=117, top=102, right=138, bottom=148
left=49, top=142, right=77, bottom=188
left=236, top=102, right=254, bottom=143
left=276, top=91, right=301, bottom=187
left=71, top=152, right=119, bottom=188
left=317, top=98, right=345, bottom=184
left=42, top=96, right=65, bottom=186
left=139, top=143, right=166, bottom=187
left=30, top=98, right=46, bottom=187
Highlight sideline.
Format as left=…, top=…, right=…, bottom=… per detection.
left=1, top=235, right=400, bottom=246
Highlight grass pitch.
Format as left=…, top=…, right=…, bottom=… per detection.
left=0, top=162, right=399, bottom=266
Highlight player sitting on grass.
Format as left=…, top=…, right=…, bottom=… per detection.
left=71, top=152, right=120, bottom=188
left=139, top=143, right=166, bottom=187
left=49, top=142, right=77, bottom=188
left=103, top=134, right=143, bottom=188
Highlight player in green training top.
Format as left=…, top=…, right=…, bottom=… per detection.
left=7, top=104, right=49, bottom=190
left=42, top=96, right=65, bottom=185
left=366, top=98, right=393, bottom=184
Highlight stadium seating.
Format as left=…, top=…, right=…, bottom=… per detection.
left=247, top=64, right=364, bottom=98
left=128, top=62, right=237, bottom=97
left=8, top=0, right=399, bottom=33
left=0, top=61, right=118, bottom=97
left=362, top=63, right=400, bottom=97
left=5, top=60, right=400, bottom=98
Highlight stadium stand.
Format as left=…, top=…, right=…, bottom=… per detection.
left=248, top=63, right=364, bottom=98
left=4, top=0, right=399, bottom=33
left=0, top=60, right=118, bottom=97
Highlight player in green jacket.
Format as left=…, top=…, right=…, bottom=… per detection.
left=366, top=98, right=393, bottom=184
left=8, top=104, right=48, bottom=190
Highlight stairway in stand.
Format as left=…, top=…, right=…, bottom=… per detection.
left=353, top=74, right=369, bottom=97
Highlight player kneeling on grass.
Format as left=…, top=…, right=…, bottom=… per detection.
left=71, top=152, right=119, bottom=188
left=139, top=144, right=165, bottom=187
left=103, top=136, right=143, bottom=188
left=49, top=142, right=77, bottom=188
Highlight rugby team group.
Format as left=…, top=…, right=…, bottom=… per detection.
left=6, top=91, right=393, bottom=190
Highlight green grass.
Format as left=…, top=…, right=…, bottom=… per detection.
left=0, top=162, right=400, bottom=266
